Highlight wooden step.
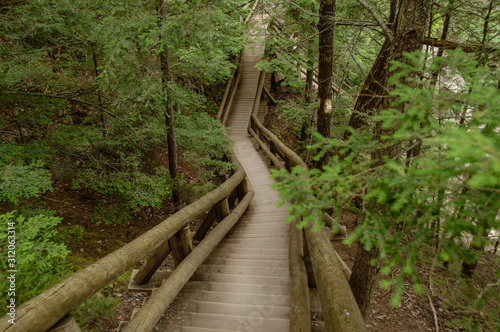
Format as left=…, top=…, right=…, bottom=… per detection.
left=215, top=245, right=288, bottom=252
left=196, top=264, right=288, bottom=277
left=167, top=300, right=290, bottom=319
left=208, top=252, right=288, bottom=261
left=231, top=223, right=289, bottom=230
left=219, top=238, right=288, bottom=246
left=211, top=247, right=288, bottom=256
left=183, top=281, right=290, bottom=296
left=175, top=290, right=291, bottom=307
left=157, top=311, right=289, bottom=331
left=225, top=232, right=289, bottom=238
left=192, top=272, right=290, bottom=286
left=155, top=325, right=231, bottom=332
left=203, top=258, right=289, bottom=268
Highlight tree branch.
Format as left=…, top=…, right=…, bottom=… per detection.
left=353, top=0, right=393, bottom=41
left=423, top=37, right=498, bottom=53
left=4, top=91, right=118, bottom=118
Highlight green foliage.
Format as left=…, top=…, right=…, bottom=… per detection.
left=277, top=100, right=316, bottom=135
left=0, top=162, right=52, bottom=204
left=256, top=56, right=306, bottom=90
left=74, top=167, right=172, bottom=224
left=72, top=293, right=121, bottom=329
left=272, top=49, right=500, bottom=328
left=0, top=0, right=244, bottom=226
left=0, top=210, right=71, bottom=316
left=176, top=112, right=234, bottom=178
left=0, top=143, right=53, bottom=204
left=180, top=179, right=217, bottom=204
left=72, top=269, right=130, bottom=329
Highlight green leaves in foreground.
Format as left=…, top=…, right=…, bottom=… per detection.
left=271, top=50, right=500, bottom=324
left=0, top=211, right=71, bottom=316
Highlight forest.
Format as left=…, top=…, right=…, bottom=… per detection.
left=0, top=0, right=499, bottom=330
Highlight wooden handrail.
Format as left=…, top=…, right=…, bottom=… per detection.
left=217, top=54, right=241, bottom=125
left=248, top=65, right=367, bottom=331
left=289, top=219, right=311, bottom=332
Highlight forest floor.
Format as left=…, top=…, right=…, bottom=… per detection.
left=263, top=85, right=499, bottom=332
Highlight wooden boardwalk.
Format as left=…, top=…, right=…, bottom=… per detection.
left=156, top=16, right=292, bottom=332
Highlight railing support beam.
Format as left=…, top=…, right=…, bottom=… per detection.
left=194, top=207, right=217, bottom=241
left=170, top=226, right=193, bottom=266
left=134, top=240, right=171, bottom=285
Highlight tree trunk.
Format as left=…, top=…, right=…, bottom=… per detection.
left=389, top=0, right=397, bottom=24
left=346, top=0, right=431, bottom=317
left=349, top=243, right=380, bottom=317
left=315, top=0, right=336, bottom=167
left=344, top=0, right=431, bottom=140
left=92, top=49, right=105, bottom=135
left=158, top=0, right=180, bottom=211
left=316, top=0, right=335, bottom=139
left=301, top=41, right=315, bottom=143
left=430, top=0, right=453, bottom=86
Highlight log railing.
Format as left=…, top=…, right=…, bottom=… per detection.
left=216, top=55, right=242, bottom=127
left=247, top=68, right=368, bottom=331
left=0, top=18, right=255, bottom=331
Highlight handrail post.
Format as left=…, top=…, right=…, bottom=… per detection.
left=285, top=155, right=292, bottom=172
left=169, top=226, right=193, bottom=266
left=215, top=198, right=230, bottom=220
left=269, top=141, right=276, bottom=166
left=270, top=141, right=277, bottom=155
left=228, top=187, right=239, bottom=209
left=237, top=178, right=250, bottom=200
left=134, top=240, right=171, bottom=284
left=193, top=207, right=217, bottom=241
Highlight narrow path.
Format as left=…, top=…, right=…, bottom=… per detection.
left=156, top=15, right=292, bottom=332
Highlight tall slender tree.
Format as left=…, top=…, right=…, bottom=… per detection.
left=158, top=0, right=180, bottom=211
left=344, top=0, right=432, bottom=316
left=316, top=0, right=336, bottom=157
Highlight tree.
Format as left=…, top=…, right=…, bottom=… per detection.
left=315, top=0, right=336, bottom=167
left=158, top=0, right=180, bottom=210
left=341, top=0, right=432, bottom=316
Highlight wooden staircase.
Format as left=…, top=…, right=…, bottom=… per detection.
left=155, top=26, right=293, bottom=332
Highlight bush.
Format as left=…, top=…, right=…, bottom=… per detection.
left=0, top=210, right=71, bottom=316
